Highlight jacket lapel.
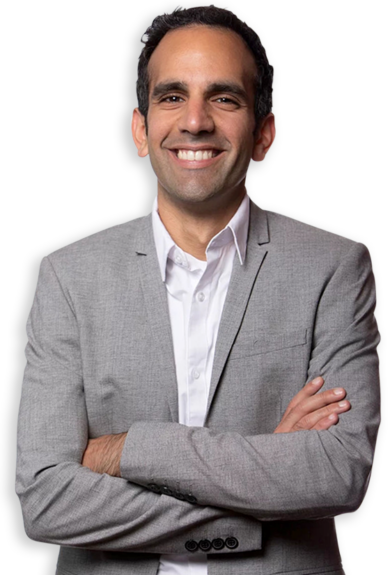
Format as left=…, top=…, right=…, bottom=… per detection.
left=133, top=200, right=270, bottom=425
left=204, top=200, right=270, bottom=424
left=134, top=214, right=179, bottom=423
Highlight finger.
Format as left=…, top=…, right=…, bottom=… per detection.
left=284, top=386, right=347, bottom=428
left=281, top=384, right=347, bottom=429
left=303, top=400, right=351, bottom=430
left=311, top=401, right=352, bottom=430
left=301, top=388, right=347, bottom=416
left=283, top=377, right=325, bottom=417
left=280, top=388, right=351, bottom=431
left=311, top=413, right=339, bottom=430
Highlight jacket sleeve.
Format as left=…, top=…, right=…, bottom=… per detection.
left=15, top=256, right=263, bottom=554
left=120, top=242, right=381, bottom=522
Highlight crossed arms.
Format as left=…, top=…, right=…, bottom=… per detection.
left=81, top=376, right=350, bottom=476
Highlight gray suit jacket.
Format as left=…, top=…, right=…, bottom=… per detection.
left=16, top=199, right=381, bottom=575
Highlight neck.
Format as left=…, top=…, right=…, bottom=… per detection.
left=156, top=188, right=247, bottom=261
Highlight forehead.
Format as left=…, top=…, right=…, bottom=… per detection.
left=147, top=25, right=257, bottom=92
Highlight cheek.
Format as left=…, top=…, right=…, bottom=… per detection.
left=222, top=118, right=254, bottom=154
left=147, top=109, right=176, bottom=142
left=231, top=134, right=255, bottom=168
left=147, top=136, right=173, bottom=170
left=145, top=133, right=165, bottom=168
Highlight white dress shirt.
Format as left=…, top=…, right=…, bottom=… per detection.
left=151, top=193, right=250, bottom=575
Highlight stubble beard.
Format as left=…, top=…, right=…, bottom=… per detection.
left=158, top=166, right=250, bottom=214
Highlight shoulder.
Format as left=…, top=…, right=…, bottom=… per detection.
left=43, top=214, right=151, bottom=283
left=266, top=208, right=356, bottom=248
left=250, top=202, right=373, bottom=277
left=260, top=205, right=370, bottom=260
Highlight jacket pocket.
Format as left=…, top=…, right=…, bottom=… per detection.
left=229, top=328, right=307, bottom=360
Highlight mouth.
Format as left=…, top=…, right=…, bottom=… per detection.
left=174, top=149, right=222, bottom=161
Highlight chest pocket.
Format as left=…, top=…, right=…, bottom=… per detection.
left=229, top=328, right=308, bottom=360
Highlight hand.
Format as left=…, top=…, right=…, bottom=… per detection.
left=81, top=432, right=127, bottom=476
left=274, top=377, right=351, bottom=433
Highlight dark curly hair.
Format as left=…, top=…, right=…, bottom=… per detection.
left=137, top=5, right=273, bottom=133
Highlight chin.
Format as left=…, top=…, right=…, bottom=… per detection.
left=163, top=187, right=224, bottom=206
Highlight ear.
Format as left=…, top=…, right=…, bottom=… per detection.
left=132, top=108, right=149, bottom=157
left=252, top=113, right=276, bottom=162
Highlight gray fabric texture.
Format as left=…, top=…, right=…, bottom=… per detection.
left=16, top=200, right=380, bottom=575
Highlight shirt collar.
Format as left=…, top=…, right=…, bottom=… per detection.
left=152, top=193, right=250, bottom=282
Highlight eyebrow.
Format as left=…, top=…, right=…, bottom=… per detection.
left=151, top=81, right=188, bottom=100
left=151, top=80, right=249, bottom=101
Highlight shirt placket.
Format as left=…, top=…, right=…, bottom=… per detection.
left=186, top=249, right=220, bottom=427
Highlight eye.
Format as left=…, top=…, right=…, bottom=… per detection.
left=214, top=97, right=240, bottom=107
left=160, top=95, right=184, bottom=103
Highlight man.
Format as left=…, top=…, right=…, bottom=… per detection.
left=16, top=6, right=380, bottom=575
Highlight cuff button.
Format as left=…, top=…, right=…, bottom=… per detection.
left=185, top=540, right=198, bottom=552
left=225, top=537, right=239, bottom=549
left=199, top=539, right=212, bottom=552
left=212, top=538, right=225, bottom=550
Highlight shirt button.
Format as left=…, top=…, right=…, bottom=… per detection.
left=160, top=485, right=173, bottom=496
left=197, top=292, right=205, bottom=302
left=192, top=369, right=200, bottom=379
left=175, top=254, right=183, bottom=265
left=184, top=493, right=198, bottom=504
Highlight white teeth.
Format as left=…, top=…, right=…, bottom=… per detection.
left=177, top=149, right=216, bottom=161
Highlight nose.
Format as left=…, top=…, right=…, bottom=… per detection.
left=178, top=97, right=215, bottom=134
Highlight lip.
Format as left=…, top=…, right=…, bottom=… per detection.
left=167, top=148, right=225, bottom=169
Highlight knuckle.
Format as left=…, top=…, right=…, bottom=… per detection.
left=324, top=390, right=340, bottom=403
left=288, top=401, right=298, bottom=411
left=326, top=404, right=337, bottom=414
left=298, top=416, right=310, bottom=429
left=297, top=405, right=307, bottom=418
left=295, top=420, right=308, bottom=431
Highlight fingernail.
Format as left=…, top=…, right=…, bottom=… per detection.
left=338, top=401, right=348, bottom=407
left=312, top=377, right=323, bottom=385
left=334, top=388, right=344, bottom=395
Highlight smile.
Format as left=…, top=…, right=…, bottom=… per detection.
left=175, top=149, right=220, bottom=161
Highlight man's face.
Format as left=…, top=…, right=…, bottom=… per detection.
left=133, top=25, right=272, bottom=207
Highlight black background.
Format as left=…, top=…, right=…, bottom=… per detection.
left=12, top=2, right=385, bottom=575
